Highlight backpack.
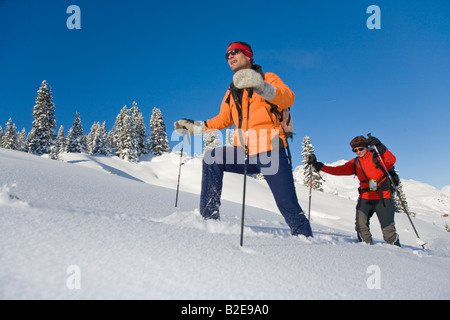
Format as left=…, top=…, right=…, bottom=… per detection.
left=266, top=102, right=293, bottom=139
left=266, top=101, right=293, bottom=167
left=282, top=109, right=293, bottom=139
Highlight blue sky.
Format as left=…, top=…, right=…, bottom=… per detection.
left=0, top=0, right=449, bottom=189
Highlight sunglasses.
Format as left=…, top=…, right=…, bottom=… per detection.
left=353, top=147, right=367, bottom=153
left=225, top=49, right=242, bottom=60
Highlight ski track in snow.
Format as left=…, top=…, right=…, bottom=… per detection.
left=0, top=149, right=449, bottom=299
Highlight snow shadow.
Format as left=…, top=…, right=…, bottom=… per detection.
left=83, top=156, right=146, bottom=183
left=247, top=225, right=356, bottom=244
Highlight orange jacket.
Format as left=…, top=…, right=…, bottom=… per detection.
left=321, top=149, right=396, bottom=200
left=205, top=71, right=295, bottom=155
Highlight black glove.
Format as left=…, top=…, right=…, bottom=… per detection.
left=313, top=161, right=324, bottom=172
left=306, top=154, right=324, bottom=172
left=367, top=135, right=387, bottom=154
left=307, top=154, right=317, bottom=165
left=366, top=135, right=381, bottom=146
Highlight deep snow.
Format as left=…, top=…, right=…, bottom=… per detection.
left=0, top=148, right=449, bottom=300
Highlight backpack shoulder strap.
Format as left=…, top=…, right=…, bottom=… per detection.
left=354, top=156, right=370, bottom=183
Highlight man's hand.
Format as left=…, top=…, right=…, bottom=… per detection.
left=367, top=135, right=387, bottom=154
left=233, top=69, right=276, bottom=100
left=174, top=119, right=205, bottom=135
left=306, top=153, right=323, bottom=171
left=307, top=154, right=317, bottom=165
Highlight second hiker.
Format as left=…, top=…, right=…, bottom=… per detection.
left=308, top=135, right=400, bottom=246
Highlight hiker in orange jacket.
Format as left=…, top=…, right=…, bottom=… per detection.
left=174, top=41, right=312, bottom=237
left=308, top=135, right=400, bottom=246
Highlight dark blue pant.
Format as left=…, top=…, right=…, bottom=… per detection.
left=200, top=146, right=312, bottom=237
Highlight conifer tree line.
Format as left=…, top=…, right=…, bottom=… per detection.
left=0, top=80, right=170, bottom=162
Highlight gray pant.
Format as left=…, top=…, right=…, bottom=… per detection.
left=355, top=198, right=398, bottom=244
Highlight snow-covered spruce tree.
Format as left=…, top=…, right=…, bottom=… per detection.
left=66, top=112, right=86, bottom=153
left=17, top=128, right=27, bottom=152
left=1, top=118, right=18, bottom=150
left=86, top=122, right=100, bottom=155
left=149, top=107, right=170, bottom=156
left=28, top=80, right=56, bottom=154
left=56, top=125, right=66, bottom=154
left=114, top=106, right=130, bottom=159
left=86, top=121, right=111, bottom=156
left=0, top=126, right=3, bottom=142
left=301, top=136, right=323, bottom=192
left=393, top=180, right=415, bottom=217
left=48, top=145, right=59, bottom=160
left=98, top=122, right=112, bottom=155
left=114, top=106, right=139, bottom=162
left=130, top=102, right=148, bottom=156
left=107, top=127, right=116, bottom=154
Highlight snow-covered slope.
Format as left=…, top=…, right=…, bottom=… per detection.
left=0, top=148, right=449, bottom=299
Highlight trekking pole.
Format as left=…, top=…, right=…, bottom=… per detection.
left=308, top=162, right=313, bottom=222
left=175, top=132, right=190, bottom=207
left=368, top=135, right=425, bottom=249
left=240, top=95, right=252, bottom=247
left=240, top=147, right=249, bottom=247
